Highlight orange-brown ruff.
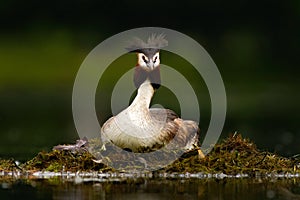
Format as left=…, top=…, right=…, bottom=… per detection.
left=101, top=34, right=201, bottom=153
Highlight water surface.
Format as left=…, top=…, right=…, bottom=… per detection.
left=1, top=173, right=300, bottom=200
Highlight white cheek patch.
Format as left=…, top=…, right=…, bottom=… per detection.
left=138, top=53, right=149, bottom=68
left=137, top=52, right=160, bottom=69
left=153, top=59, right=160, bottom=68
left=140, top=63, right=148, bottom=70
left=152, top=52, right=160, bottom=68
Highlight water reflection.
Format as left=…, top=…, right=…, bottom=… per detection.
left=1, top=177, right=300, bottom=200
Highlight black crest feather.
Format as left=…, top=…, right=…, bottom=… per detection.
left=126, top=34, right=168, bottom=52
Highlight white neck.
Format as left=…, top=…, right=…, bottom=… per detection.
left=130, top=79, right=154, bottom=109
left=113, top=78, right=164, bottom=140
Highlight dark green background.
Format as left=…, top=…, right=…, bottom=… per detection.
left=0, top=0, right=299, bottom=161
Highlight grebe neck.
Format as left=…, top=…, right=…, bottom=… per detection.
left=130, top=79, right=154, bottom=109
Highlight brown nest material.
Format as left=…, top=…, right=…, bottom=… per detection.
left=1, top=133, right=299, bottom=176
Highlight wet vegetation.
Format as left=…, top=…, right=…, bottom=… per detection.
left=0, top=134, right=299, bottom=176
left=164, top=134, right=300, bottom=175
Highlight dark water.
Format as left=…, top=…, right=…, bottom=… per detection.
left=1, top=174, right=300, bottom=200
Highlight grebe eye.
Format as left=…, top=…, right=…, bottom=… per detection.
left=142, top=56, right=147, bottom=63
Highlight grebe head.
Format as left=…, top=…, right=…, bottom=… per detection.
left=126, top=34, right=168, bottom=89
left=136, top=48, right=160, bottom=71
left=126, top=34, right=167, bottom=90
left=134, top=49, right=161, bottom=90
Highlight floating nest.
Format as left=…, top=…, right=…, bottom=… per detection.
left=164, top=133, right=300, bottom=176
left=1, top=134, right=299, bottom=176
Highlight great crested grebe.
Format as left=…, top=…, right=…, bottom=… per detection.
left=101, top=35, right=203, bottom=155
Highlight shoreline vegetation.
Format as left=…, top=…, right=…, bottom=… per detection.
left=0, top=134, right=299, bottom=177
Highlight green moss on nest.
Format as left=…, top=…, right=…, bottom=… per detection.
left=163, top=134, right=300, bottom=175
left=1, top=134, right=299, bottom=176
left=22, top=150, right=113, bottom=172
left=0, top=158, right=20, bottom=171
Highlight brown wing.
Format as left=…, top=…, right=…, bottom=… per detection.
left=173, top=119, right=199, bottom=149
left=149, top=108, right=178, bottom=122
left=149, top=108, right=199, bottom=150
